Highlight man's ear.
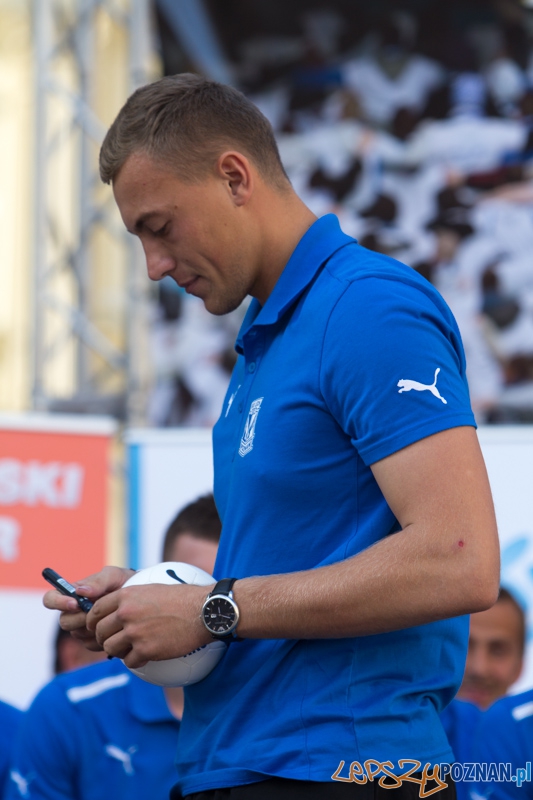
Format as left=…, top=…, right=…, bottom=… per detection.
left=217, top=151, right=254, bottom=206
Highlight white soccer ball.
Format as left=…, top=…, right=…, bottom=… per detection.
left=122, top=561, right=226, bottom=687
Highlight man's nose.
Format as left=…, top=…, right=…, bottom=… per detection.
left=143, top=241, right=174, bottom=282
left=466, top=645, right=491, bottom=677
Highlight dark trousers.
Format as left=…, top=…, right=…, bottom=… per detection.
left=172, top=774, right=456, bottom=799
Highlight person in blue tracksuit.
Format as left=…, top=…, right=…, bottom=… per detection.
left=472, top=687, right=533, bottom=800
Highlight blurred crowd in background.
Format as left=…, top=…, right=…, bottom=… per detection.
left=150, top=1, right=533, bottom=427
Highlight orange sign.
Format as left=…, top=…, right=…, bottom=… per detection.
left=0, top=424, right=112, bottom=590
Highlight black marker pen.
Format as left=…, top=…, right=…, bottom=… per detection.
left=42, top=568, right=94, bottom=613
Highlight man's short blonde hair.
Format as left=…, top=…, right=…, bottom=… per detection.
left=99, top=73, right=289, bottom=189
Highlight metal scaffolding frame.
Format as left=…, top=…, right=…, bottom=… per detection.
left=32, top=0, right=155, bottom=423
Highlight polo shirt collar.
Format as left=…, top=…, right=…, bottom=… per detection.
left=236, top=214, right=354, bottom=352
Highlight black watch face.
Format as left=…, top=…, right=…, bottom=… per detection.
left=203, top=596, right=236, bottom=635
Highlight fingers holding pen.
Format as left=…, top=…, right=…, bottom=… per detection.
left=73, top=566, right=136, bottom=601
left=42, top=566, right=135, bottom=613
left=42, top=566, right=136, bottom=652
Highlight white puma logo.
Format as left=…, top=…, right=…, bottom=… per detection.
left=397, top=368, right=447, bottom=404
left=105, top=744, right=137, bottom=775
left=9, top=770, right=31, bottom=797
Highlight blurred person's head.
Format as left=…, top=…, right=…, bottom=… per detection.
left=457, top=587, right=525, bottom=709
left=162, top=493, right=221, bottom=575
left=54, top=626, right=106, bottom=675
left=427, top=210, right=474, bottom=263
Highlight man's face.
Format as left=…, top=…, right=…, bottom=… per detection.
left=113, top=152, right=256, bottom=315
left=58, top=635, right=107, bottom=674
left=457, top=599, right=524, bottom=709
left=167, top=532, right=218, bottom=577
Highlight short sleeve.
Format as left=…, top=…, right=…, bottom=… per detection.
left=320, top=275, right=476, bottom=465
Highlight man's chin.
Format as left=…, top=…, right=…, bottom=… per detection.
left=458, top=685, right=497, bottom=710
left=203, top=294, right=245, bottom=316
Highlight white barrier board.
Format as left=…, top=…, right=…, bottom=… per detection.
left=477, top=427, right=533, bottom=693
left=126, top=428, right=214, bottom=570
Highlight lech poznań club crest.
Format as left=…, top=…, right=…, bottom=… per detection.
left=239, top=397, right=264, bottom=457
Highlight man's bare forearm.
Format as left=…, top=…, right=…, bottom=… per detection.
left=233, top=521, right=499, bottom=641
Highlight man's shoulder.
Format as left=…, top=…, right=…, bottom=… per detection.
left=291, top=215, right=443, bottom=317
left=324, top=240, right=437, bottom=297
left=473, top=690, right=533, bottom=796
left=475, top=689, right=533, bottom=764
left=484, top=688, right=533, bottom=729
left=33, top=659, right=131, bottom=709
left=318, top=242, right=455, bottom=338
left=0, top=699, right=22, bottom=725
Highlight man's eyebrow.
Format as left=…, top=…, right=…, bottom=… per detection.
left=131, top=212, right=162, bottom=234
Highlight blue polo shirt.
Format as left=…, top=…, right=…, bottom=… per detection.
left=177, top=214, right=475, bottom=795
left=0, top=699, right=22, bottom=798
left=473, top=689, right=533, bottom=800
left=6, top=660, right=180, bottom=800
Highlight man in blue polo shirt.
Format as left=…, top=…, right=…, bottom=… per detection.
left=472, top=688, right=533, bottom=800
left=6, top=659, right=180, bottom=800
left=44, top=74, right=500, bottom=799
left=12, top=495, right=220, bottom=800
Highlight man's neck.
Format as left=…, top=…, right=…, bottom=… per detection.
left=251, top=192, right=317, bottom=305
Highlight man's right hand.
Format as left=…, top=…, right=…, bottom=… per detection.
left=43, top=566, right=135, bottom=651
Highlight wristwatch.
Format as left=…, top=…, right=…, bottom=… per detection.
left=201, top=578, right=241, bottom=642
